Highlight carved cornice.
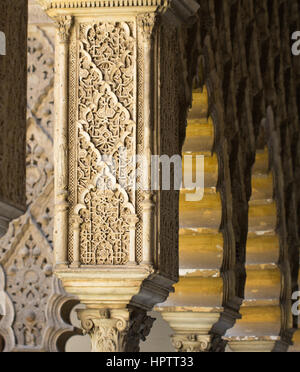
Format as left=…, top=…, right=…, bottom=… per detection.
left=37, top=0, right=200, bottom=27
left=55, top=267, right=172, bottom=310
left=38, top=0, right=170, bottom=11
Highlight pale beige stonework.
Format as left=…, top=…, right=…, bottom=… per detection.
left=0, top=0, right=27, bottom=236
left=0, top=1, right=79, bottom=352
left=37, top=0, right=199, bottom=352
left=2, top=0, right=296, bottom=354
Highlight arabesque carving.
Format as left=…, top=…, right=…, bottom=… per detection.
left=0, top=18, right=78, bottom=352
left=37, top=0, right=199, bottom=352
left=74, top=22, right=136, bottom=265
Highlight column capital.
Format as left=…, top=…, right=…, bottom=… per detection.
left=157, top=307, right=223, bottom=353
left=137, top=12, right=160, bottom=40
left=78, top=308, right=129, bottom=352
left=54, top=15, right=73, bottom=43
left=77, top=307, right=155, bottom=352
left=172, top=334, right=212, bottom=353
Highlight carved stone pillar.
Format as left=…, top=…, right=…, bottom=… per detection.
left=38, top=0, right=199, bottom=351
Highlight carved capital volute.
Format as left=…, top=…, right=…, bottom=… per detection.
left=141, top=192, right=155, bottom=210
left=157, top=308, right=222, bottom=353
left=71, top=214, right=83, bottom=230
left=137, top=13, right=159, bottom=41
left=77, top=308, right=155, bottom=352
left=125, top=214, right=140, bottom=229
left=55, top=16, right=73, bottom=43
left=172, top=334, right=212, bottom=353
left=77, top=308, right=128, bottom=352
